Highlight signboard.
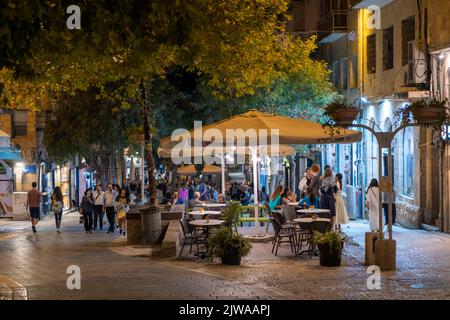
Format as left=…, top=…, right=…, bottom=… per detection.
left=441, top=123, right=450, bottom=142
left=380, top=177, right=392, bottom=192
left=23, top=164, right=37, bottom=174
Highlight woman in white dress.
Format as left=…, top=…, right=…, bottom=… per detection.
left=334, top=173, right=349, bottom=231
left=366, top=179, right=384, bottom=232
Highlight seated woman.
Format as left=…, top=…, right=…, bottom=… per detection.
left=268, top=185, right=284, bottom=211
left=298, top=187, right=320, bottom=209
left=282, top=188, right=297, bottom=205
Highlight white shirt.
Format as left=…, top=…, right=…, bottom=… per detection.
left=93, top=190, right=105, bottom=206
left=104, top=190, right=117, bottom=207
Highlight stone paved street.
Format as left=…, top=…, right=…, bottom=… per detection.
left=1, top=212, right=450, bottom=300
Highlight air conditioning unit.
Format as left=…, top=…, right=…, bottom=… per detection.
left=406, top=41, right=427, bottom=85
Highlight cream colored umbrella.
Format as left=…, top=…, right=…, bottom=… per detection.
left=177, top=164, right=222, bottom=175
left=158, top=144, right=295, bottom=195
left=160, top=109, right=361, bottom=237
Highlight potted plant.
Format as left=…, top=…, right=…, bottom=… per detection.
left=324, top=100, right=360, bottom=125
left=208, top=202, right=252, bottom=265
left=313, top=231, right=354, bottom=267
left=396, top=98, right=449, bottom=126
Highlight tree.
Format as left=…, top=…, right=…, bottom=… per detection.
left=43, top=87, right=140, bottom=185
left=2, top=0, right=333, bottom=205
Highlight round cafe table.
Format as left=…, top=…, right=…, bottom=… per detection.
left=293, top=217, right=331, bottom=223
left=189, top=210, right=222, bottom=218
left=189, top=219, right=225, bottom=259
left=198, top=203, right=227, bottom=209
left=297, top=209, right=330, bottom=214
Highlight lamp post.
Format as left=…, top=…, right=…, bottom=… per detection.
left=338, top=116, right=421, bottom=270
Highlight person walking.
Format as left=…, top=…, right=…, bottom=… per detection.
left=51, top=186, right=64, bottom=233
left=298, top=168, right=313, bottom=199
left=92, top=184, right=105, bottom=231
left=335, top=173, right=349, bottom=231
left=104, top=184, right=117, bottom=234
left=115, top=187, right=130, bottom=236
left=309, top=164, right=321, bottom=205
left=366, top=179, right=383, bottom=232
left=27, top=181, right=42, bottom=233
left=80, top=188, right=94, bottom=234
left=320, top=167, right=337, bottom=226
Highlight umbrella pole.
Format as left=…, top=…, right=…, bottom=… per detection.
left=251, top=148, right=259, bottom=235
left=221, top=153, right=226, bottom=199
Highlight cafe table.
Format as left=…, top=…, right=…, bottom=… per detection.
left=293, top=217, right=331, bottom=256
left=188, top=210, right=222, bottom=218
left=297, top=209, right=331, bottom=214
left=189, top=219, right=225, bottom=259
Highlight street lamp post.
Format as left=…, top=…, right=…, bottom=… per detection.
left=342, top=120, right=420, bottom=270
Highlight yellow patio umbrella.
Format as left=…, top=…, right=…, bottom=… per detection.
left=160, top=109, right=361, bottom=237
left=177, top=164, right=222, bottom=175
left=158, top=144, right=295, bottom=195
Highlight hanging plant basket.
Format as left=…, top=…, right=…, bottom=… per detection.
left=330, top=109, right=360, bottom=125
left=411, top=108, right=442, bottom=124
left=325, top=101, right=360, bottom=125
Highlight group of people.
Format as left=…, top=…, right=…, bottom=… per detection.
left=26, top=181, right=132, bottom=236
left=79, top=184, right=131, bottom=235
left=268, top=164, right=350, bottom=231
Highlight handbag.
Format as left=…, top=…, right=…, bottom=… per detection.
left=117, top=208, right=126, bottom=220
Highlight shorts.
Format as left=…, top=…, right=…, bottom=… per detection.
left=29, top=207, right=40, bottom=219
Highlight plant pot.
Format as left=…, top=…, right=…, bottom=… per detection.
left=330, top=109, right=360, bottom=125
left=317, top=243, right=342, bottom=267
left=221, top=249, right=242, bottom=265
left=411, top=108, right=442, bottom=124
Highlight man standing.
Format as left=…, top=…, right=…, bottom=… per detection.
left=104, top=184, right=117, bottom=234
left=27, top=182, right=42, bottom=233
left=92, top=184, right=105, bottom=231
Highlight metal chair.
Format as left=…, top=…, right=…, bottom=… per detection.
left=270, top=216, right=297, bottom=256
left=178, top=218, right=205, bottom=258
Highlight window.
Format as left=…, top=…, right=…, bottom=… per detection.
left=403, top=127, right=415, bottom=196
left=13, top=110, right=27, bottom=137
left=350, top=54, right=358, bottom=88
left=340, top=58, right=348, bottom=90
left=402, top=16, right=415, bottom=65
left=367, top=34, right=376, bottom=74
left=383, top=26, right=394, bottom=70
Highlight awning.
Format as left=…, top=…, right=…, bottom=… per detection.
left=0, top=147, right=22, bottom=161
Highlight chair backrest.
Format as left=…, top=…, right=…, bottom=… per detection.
left=282, top=205, right=297, bottom=221
left=270, top=216, right=282, bottom=234
left=179, top=218, right=194, bottom=235
left=272, top=211, right=286, bottom=225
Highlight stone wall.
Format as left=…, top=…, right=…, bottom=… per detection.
left=396, top=200, right=424, bottom=229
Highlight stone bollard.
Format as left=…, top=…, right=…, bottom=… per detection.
left=140, top=206, right=162, bottom=245
left=365, top=232, right=380, bottom=266
left=126, top=208, right=143, bottom=245
left=375, top=239, right=396, bottom=271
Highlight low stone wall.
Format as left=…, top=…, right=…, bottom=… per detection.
left=160, top=211, right=183, bottom=221
left=396, top=201, right=424, bottom=229
left=161, top=220, right=180, bottom=258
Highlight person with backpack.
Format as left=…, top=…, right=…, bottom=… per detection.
left=51, top=186, right=64, bottom=233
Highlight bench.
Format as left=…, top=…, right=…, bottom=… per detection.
left=161, top=220, right=180, bottom=258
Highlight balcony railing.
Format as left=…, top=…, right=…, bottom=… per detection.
left=318, top=10, right=348, bottom=43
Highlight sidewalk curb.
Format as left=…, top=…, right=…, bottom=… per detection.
left=0, top=275, right=27, bottom=300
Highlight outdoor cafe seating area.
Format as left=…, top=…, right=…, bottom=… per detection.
left=177, top=200, right=332, bottom=260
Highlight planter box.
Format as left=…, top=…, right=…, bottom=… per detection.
left=317, top=243, right=342, bottom=267
left=330, top=109, right=360, bottom=125
left=411, top=108, right=442, bottom=124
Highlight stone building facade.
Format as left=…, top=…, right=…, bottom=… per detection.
left=291, top=0, right=440, bottom=229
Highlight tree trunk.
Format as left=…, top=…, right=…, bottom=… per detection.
left=122, top=148, right=127, bottom=187
left=140, top=80, right=156, bottom=205
left=115, top=150, right=121, bottom=186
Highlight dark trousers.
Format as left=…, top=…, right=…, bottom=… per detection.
left=320, top=193, right=336, bottom=216
left=84, top=211, right=93, bottom=231
left=106, top=206, right=115, bottom=232
left=93, top=205, right=104, bottom=229
left=54, top=211, right=62, bottom=229
left=383, top=203, right=396, bottom=225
